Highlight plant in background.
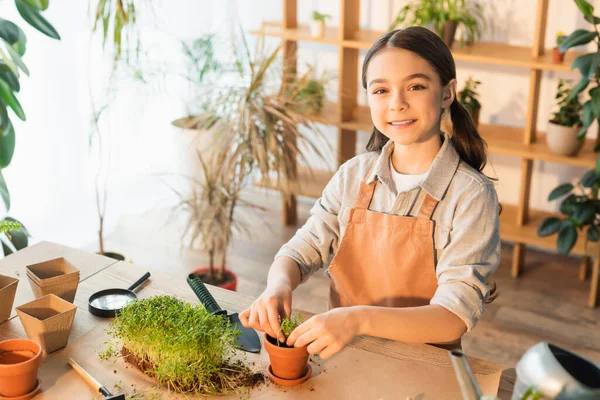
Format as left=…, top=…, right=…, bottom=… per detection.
left=554, top=31, right=568, bottom=63
left=312, top=11, right=331, bottom=23
left=188, top=31, right=329, bottom=203
left=100, top=295, right=264, bottom=395
left=549, top=79, right=582, bottom=128
left=389, top=0, right=485, bottom=47
left=0, top=1, right=59, bottom=256
left=171, top=151, right=264, bottom=285
left=287, top=65, right=333, bottom=115
left=458, top=76, right=481, bottom=124
left=556, top=31, right=567, bottom=48
left=537, top=0, right=600, bottom=256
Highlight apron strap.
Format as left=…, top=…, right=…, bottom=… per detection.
left=354, top=180, right=377, bottom=209
left=417, top=193, right=439, bottom=220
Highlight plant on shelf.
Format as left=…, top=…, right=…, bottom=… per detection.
left=0, top=1, right=60, bottom=256
left=310, top=11, right=332, bottom=38
left=287, top=65, right=333, bottom=115
left=537, top=0, right=600, bottom=256
left=389, top=0, right=485, bottom=48
left=99, top=295, right=265, bottom=395
left=458, top=76, right=481, bottom=127
left=545, top=79, right=583, bottom=157
left=553, top=31, right=567, bottom=63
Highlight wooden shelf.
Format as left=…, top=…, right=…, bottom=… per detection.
left=254, top=22, right=585, bottom=72
left=254, top=167, right=334, bottom=199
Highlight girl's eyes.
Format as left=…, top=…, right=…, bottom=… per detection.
left=372, top=84, right=426, bottom=95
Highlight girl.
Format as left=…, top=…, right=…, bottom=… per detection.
left=239, top=26, right=500, bottom=359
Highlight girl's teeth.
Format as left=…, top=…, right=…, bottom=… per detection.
left=390, top=120, right=413, bottom=125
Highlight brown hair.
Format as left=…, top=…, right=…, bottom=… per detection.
left=362, top=27, right=488, bottom=174
left=362, top=27, right=498, bottom=303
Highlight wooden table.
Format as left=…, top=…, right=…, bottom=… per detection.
left=0, top=242, right=516, bottom=399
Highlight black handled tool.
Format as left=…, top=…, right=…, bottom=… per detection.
left=88, top=272, right=151, bottom=318
left=68, top=358, right=125, bottom=400
left=187, top=273, right=261, bottom=353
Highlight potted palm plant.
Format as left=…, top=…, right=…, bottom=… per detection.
left=389, top=0, right=485, bottom=48
left=545, top=79, right=583, bottom=157
left=458, top=76, right=481, bottom=127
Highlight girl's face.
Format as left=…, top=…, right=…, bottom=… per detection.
left=366, top=47, right=456, bottom=147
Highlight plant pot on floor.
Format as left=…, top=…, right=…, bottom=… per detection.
left=309, top=20, right=325, bottom=37
left=546, top=121, right=583, bottom=157
left=264, top=333, right=311, bottom=386
left=16, top=294, right=77, bottom=354
left=553, top=47, right=565, bottom=63
left=0, top=275, right=18, bottom=324
left=26, top=257, right=80, bottom=302
left=442, top=20, right=458, bottom=48
left=192, top=267, right=237, bottom=291
left=0, top=338, right=43, bottom=398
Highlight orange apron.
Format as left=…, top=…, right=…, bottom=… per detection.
left=327, top=172, right=460, bottom=348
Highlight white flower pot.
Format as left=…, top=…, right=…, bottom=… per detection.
left=545, top=121, right=583, bottom=157
left=310, top=20, right=325, bottom=37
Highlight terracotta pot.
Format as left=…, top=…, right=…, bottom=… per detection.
left=264, top=333, right=310, bottom=382
left=16, top=294, right=77, bottom=354
left=442, top=20, right=458, bottom=48
left=192, top=267, right=237, bottom=291
left=26, top=257, right=80, bottom=302
left=0, top=275, right=18, bottom=323
left=0, top=339, right=42, bottom=398
left=546, top=121, right=583, bottom=157
left=553, top=47, right=565, bottom=64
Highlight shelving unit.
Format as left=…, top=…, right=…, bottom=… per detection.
left=251, top=0, right=599, bottom=307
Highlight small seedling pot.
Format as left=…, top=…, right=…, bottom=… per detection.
left=16, top=294, right=77, bottom=354
left=191, top=267, right=238, bottom=291
left=309, top=20, right=325, bottom=37
left=553, top=47, right=565, bottom=63
left=264, top=333, right=311, bottom=385
left=0, top=275, right=18, bottom=323
left=26, top=257, right=80, bottom=302
left=0, top=339, right=42, bottom=398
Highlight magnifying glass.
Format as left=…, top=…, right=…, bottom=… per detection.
left=88, top=272, right=151, bottom=318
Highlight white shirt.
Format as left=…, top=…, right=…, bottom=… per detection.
left=389, top=157, right=428, bottom=193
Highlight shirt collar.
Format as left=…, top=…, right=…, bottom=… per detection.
left=366, top=133, right=461, bottom=201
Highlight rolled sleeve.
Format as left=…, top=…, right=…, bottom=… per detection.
left=430, top=182, right=500, bottom=331
left=275, top=166, right=345, bottom=283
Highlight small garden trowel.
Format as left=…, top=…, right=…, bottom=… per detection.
left=187, top=273, right=261, bottom=353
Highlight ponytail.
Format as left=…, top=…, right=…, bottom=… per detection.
left=448, top=99, right=487, bottom=173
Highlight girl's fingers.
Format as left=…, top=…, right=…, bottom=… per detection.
left=238, top=308, right=250, bottom=327
left=247, top=305, right=260, bottom=330
left=257, top=306, right=276, bottom=338
left=306, top=337, right=329, bottom=355
left=288, top=322, right=319, bottom=348
left=267, top=305, right=284, bottom=342
left=317, top=343, right=341, bottom=360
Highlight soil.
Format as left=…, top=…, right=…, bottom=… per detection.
left=195, top=269, right=235, bottom=287
left=121, top=345, right=265, bottom=393
left=266, top=335, right=292, bottom=348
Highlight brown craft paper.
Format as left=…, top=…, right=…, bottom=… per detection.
left=36, top=321, right=503, bottom=399
left=16, top=294, right=77, bottom=354
left=0, top=274, right=18, bottom=323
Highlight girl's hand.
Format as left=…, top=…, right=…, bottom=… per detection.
left=286, top=307, right=362, bottom=360
left=239, top=283, right=292, bottom=342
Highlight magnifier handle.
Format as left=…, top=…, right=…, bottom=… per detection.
left=128, top=272, right=151, bottom=291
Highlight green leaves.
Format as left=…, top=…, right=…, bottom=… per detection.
left=575, top=0, right=594, bottom=16
left=0, top=19, right=20, bottom=44
left=559, top=29, right=597, bottom=52
left=0, top=80, right=25, bottom=120
left=0, top=119, right=15, bottom=167
left=588, top=225, right=599, bottom=242
left=15, top=0, right=60, bottom=40
left=548, top=183, right=574, bottom=201
left=0, top=169, right=9, bottom=210
left=537, top=217, right=563, bottom=237
left=590, top=87, right=600, bottom=119
left=579, top=100, right=594, bottom=140
left=558, top=223, right=578, bottom=255
left=571, top=52, right=600, bottom=79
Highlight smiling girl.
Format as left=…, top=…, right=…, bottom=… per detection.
left=239, top=26, right=500, bottom=359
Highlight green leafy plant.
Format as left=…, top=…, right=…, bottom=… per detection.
left=538, top=0, right=600, bottom=256
left=100, top=295, right=264, bottom=395
left=0, top=1, right=59, bottom=256
left=458, top=76, right=481, bottom=118
left=556, top=30, right=567, bottom=48
left=389, top=0, right=485, bottom=46
left=549, top=79, right=583, bottom=127
left=521, top=387, right=544, bottom=400
left=312, top=11, right=332, bottom=22
left=276, top=313, right=303, bottom=346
